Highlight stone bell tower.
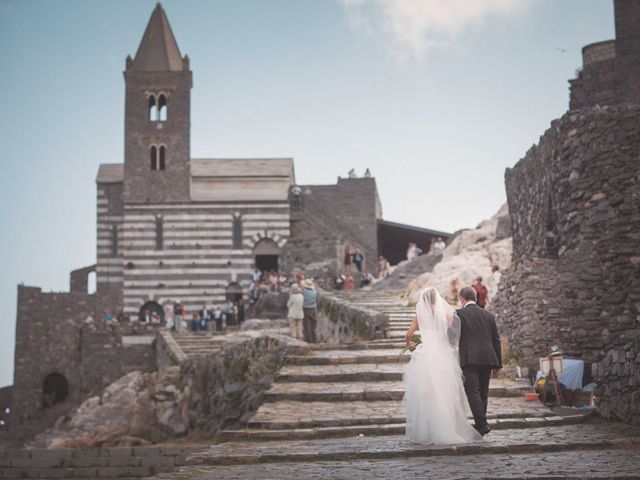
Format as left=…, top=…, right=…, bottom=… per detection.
left=123, top=3, right=192, bottom=203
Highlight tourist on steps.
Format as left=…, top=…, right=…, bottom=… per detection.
left=301, top=279, right=318, bottom=343
left=287, top=284, right=304, bottom=340
left=473, top=276, right=489, bottom=309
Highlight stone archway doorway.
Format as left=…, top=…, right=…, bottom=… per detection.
left=42, top=372, right=69, bottom=408
left=253, top=238, right=281, bottom=272
left=139, top=301, right=164, bottom=324
left=226, top=282, right=243, bottom=302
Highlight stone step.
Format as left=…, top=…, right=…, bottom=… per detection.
left=286, top=349, right=408, bottom=366
left=308, top=342, right=405, bottom=351
left=199, top=422, right=636, bottom=466
left=246, top=398, right=557, bottom=430
left=277, top=363, right=403, bottom=383
left=264, top=381, right=530, bottom=402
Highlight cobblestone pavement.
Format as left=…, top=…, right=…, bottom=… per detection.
left=153, top=447, right=640, bottom=479
left=194, top=422, right=640, bottom=465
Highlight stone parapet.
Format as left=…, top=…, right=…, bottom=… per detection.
left=316, top=289, right=389, bottom=343
left=0, top=445, right=202, bottom=479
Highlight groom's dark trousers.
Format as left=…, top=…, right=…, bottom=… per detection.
left=456, top=303, right=502, bottom=433
left=462, top=365, right=492, bottom=431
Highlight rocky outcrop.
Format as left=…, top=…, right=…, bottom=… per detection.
left=403, top=205, right=512, bottom=303
left=372, top=253, right=443, bottom=292
left=32, top=369, right=188, bottom=449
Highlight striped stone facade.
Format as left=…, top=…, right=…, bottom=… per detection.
left=118, top=202, right=289, bottom=316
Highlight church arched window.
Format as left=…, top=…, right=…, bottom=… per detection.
left=158, top=94, right=167, bottom=121
left=232, top=214, right=243, bottom=249
left=150, top=145, right=158, bottom=170
left=148, top=95, right=157, bottom=121
left=110, top=225, right=118, bottom=256
left=159, top=145, right=166, bottom=170
left=155, top=216, right=164, bottom=250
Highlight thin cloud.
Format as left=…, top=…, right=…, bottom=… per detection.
left=340, top=0, right=530, bottom=60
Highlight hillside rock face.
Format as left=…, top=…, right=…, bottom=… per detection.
left=403, top=205, right=512, bottom=303
left=32, top=370, right=188, bottom=449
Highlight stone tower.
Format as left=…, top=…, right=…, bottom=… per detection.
left=123, top=3, right=192, bottom=203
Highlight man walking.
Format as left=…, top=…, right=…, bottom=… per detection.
left=301, top=279, right=318, bottom=343
left=456, top=286, right=502, bottom=436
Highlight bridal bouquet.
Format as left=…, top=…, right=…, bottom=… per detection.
left=402, top=334, right=422, bottom=354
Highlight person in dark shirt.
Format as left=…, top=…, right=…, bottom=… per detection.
left=473, top=276, right=489, bottom=308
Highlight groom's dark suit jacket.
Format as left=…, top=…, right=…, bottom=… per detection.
left=456, top=303, right=502, bottom=369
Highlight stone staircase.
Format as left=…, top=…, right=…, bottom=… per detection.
left=152, top=291, right=640, bottom=479
left=218, top=291, right=574, bottom=442
left=171, top=333, right=227, bottom=358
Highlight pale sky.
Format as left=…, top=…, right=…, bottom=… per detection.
left=0, top=0, right=615, bottom=386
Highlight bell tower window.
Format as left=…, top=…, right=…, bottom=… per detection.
left=158, top=94, right=167, bottom=121
left=159, top=145, right=166, bottom=170
left=150, top=145, right=158, bottom=170
left=150, top=145, right=166, bottom=170
left=148, top=95, right=157, bottom=121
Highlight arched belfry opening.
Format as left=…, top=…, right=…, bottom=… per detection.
left=226, top=282, right=243, bottom=302
left=253, top=238, right=280, bottom=272
left=42, top=373, right=69, bottom=408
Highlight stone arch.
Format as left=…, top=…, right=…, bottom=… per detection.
left=225, top=282, right=243, bottom=302
left=139, top=301, right=164, bottom=324
left=248, top=230, right=287, bottom=250
left=252, top=237, right=281, bottom=272
left=42, top=372, right=69, bottom=408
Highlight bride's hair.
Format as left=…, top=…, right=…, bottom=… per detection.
left=423, top=287, right=438, bottom=306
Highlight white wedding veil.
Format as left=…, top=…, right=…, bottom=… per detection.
left=416, top=287, right=461, bottom=348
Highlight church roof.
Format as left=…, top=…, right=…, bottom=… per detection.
left=96, top=164, right=124, bottom=183
left=132, top=3, right=183, bottom=72
left=191, top=158, right=294, bottom=178
left=191, top=158, right=295, bottom=202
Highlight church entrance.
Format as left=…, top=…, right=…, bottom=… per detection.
left=139, top=301, right=164, bottom=324
left=225, top=282, right=243, bottom=302
left=253, top=238, right=281, bottom=272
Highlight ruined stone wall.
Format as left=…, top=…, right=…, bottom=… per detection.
left=594, top=338, right=640, bottom=425
left=9, top=285, right=158, bottom=433
left=491, top=106, right=640, bottom=364
left=300, top=178, right=381, bottom=273
left=70, top=265, right=96, bottom=294
left=0, top=386, right=11, bottom=432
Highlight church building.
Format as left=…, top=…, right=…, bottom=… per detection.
left=94, top=4, right=449, bottom=320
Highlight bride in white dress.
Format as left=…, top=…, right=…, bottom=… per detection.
left=403, top=287, right=482, bottom=444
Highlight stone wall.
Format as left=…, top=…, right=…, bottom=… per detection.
left=569, top=0, right=640, bottom=109
left=491, top=106, right=640, bottom=365
left=0, top=386, right=11, bottom=431
left=69, top=265, right=96, bottom=294
left=9, top=285, right=162, bottom=439
left=1, top=445, right=201, bottom=479
left=300, top=178, right=382, bottom=273
left=182, top=336, right=287, bottom=434
left=594, top=338, right=640, bottom=425
left=316, top=289, right=388, bottom=343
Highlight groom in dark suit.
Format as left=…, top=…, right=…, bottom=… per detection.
left=457, top=286, right=502, bottom=436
